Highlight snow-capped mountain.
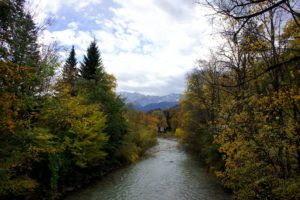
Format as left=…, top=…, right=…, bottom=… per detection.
left=119, top=92, right=182, bottom=112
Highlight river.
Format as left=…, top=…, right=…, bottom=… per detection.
left=66, top=138, right=231, bottom=200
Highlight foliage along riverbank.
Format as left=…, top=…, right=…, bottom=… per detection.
left=0, top=1, right=157, bottom=199
left=175, top=1, right=300, bottom=199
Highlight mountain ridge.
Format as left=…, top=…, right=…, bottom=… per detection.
left=119, top=92, right=182, bottom=112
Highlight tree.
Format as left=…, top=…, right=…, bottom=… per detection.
left=77, top=40, right=129, bottom=168
left=116, top=105, right=157, bottom=163
left=176, top=65, right=223, bottom=169
left=0, top=0, right=39, bottom=66
left=80, top=40, right=103, bottom=80
left=202, top=0, right=300, bottom=38
left=63, top=45, right=78, bottom=91
left=0, top=1, right=157, bottom=199
left=177, top=2, right=300, bottom=196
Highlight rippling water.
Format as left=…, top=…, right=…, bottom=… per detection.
left=66, top=138, right=231, bottom=200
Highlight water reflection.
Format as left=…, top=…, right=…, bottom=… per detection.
left=66, top=139, right=231, bottom=200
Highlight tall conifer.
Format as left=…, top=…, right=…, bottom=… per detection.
left=0, top=0, right=39, bottom=65
left=80, top=40, right=103, bottom=80
left=63, top=45, right=77, bottom=83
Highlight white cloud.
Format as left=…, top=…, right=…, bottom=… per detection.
left=68, top=22, right=79, bottom=30
left=31, top=0, right=220, bottom=95
left=39, top=29, right=93, bottom=60
left=98, top=0, right=220, bottom=95
left=27, top=0, right=103, bottom=24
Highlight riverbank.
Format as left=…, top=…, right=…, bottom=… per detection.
left=57, top=137, right=158, bottom=200
left=65, top=138, right=231, bottom=200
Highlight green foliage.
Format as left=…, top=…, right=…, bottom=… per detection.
left=40, top=86, right=108, bottom=169
left=80, top=40, right=103, bottom=80
left=117, top=107, right=157, bottom=163
left=63, top=45, right=78, bottom=87
left=151, top=110, right=168, bottom=132
left=77, top=64, right=128, bottom=159
left=164, top=106, right=180, bottom=132
left=0, top=4, right=145, bottom=199
left=0, top=64, right=108, bottom=198
left=176, top=68, right=223, bottom=168
left=117, top=126, right=157, bottom=163
left=0, top=0, right=39, bottom=66
left=177, top=18, right=300, bottom=199
left=214, top=89, right=300, bottom=200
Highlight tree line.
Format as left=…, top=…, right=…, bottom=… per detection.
left=176, top=0, right=300, bottom=199
left=0, top=0, right=157, bottom=199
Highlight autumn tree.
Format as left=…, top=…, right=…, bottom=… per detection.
left=0, top=1, right=157, bottom=199
left=63, top=45, right=78, bottom=84
left=176, top=64, right=223, bottom=169
left=77, top=40, right=128, bottom=167
left=176, top=1, right=300, bottom=198
left=202, top=0, right=300, bottom=40
left=117, top=105, right=157, bottom=163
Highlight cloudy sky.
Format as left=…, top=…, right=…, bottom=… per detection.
left=28, top=0, right=220, bottom=95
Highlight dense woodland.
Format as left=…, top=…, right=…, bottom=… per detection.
left=0, top=0, right=300, bottom=200
left=0, top=0, right=157, bottom=199
left=176, top=0, right=300, bottom=199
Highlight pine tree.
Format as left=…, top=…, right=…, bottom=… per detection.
left=80, top=40, right=104, bottom=80
left=78, top=40, right=128, bottom=161
left=0, top=0, right=39, bottom=66
left=63, top=45, right=77, bottom=84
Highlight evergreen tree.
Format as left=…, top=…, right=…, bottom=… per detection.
left=63, top=45, right=78, bottom=84
left=78, top=40, right=128, bottom=164
left=0, top=0, right=39, bottom=66
left=80, top=40, right=103, bottom=80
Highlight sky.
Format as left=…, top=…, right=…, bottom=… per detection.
left=28, top=0, right=220, bottom=96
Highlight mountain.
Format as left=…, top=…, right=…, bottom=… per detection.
left=119, top=92, right=182, bottom=112
left=137, top=101, right=179, bottom=112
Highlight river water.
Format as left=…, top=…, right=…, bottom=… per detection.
left=66, top=138, right=231, bottom=200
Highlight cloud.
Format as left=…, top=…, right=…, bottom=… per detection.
left=68, top=22, right=79, bottom=30
left=27, top=0, right=103, bottom=24
left=30, top=0, right=220, bottom=95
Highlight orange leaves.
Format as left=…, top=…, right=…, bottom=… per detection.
left=0, top=61, right=38, bottom=134
left=0, top=92, right=19, bottom=134
left=145, top=114, right=159, bottom=127
left=126, top=107, right=159, bottom=129
left=0, top=62, right=35, bottom=88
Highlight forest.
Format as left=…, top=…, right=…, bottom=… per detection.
left=175, top=0, right=300, bottom=199
left=0, top=0, right=158, bottom=199
left=0, top=0, right=299, bottom=200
